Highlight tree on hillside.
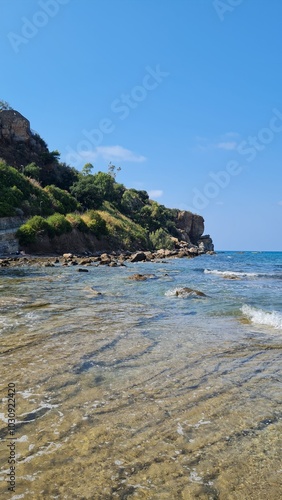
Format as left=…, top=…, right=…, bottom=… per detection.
left=120, top=189, right=145, bottom=216
left=82, top=163, right=94, bottom=176
left=108, top=162, right=121, bottom=179
left=24, top=163, right=40, bottom=181
left=70, top=176, right=103, bottom=209
left=0, top=100, right=12, bottom=110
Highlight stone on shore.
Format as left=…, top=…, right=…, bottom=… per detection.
left=130, top=252, right=147, bottom=263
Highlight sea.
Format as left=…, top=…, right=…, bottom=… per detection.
left=0, top=251, right=281, bottom=499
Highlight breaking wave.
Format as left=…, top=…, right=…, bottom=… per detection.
left=204, top=269, right=258, bottom=278
left=241, top=305, right=282, bottom=330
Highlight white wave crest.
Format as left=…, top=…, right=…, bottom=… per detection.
left=204, top=269, right=257, bottom=278
left=165, top=288, right=180, bottom=297
left=242, top=305, right=282, bottom=330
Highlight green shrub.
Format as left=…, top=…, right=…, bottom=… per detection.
left=86, top=211, right=107, bottom=237
left=27, top=215, right=50, bottom=234
left=149, top=228, right=174, bottom=250
left=46, top=213, right=72, bottom=236
left=0, top=202, right=15, bottom=217
left=16, top=224, right=36, bottom=246
left=66, top=213, right=88, bottom=232
left=44, top=185, right=80, bottom=214
left=24, top=163, right=40, bottom=180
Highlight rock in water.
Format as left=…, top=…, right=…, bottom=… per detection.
left=175, top=287, right=206, bottom=297
left=128, top=274, right=148, bottom=281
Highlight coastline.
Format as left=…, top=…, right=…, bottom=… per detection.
left=0, top=248, right=216, bottom=268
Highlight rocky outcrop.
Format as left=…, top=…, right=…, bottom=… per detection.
left=0, top=110, right=31, bottom=142
left=197, top=235, right=214, bottom=253
left=175, top=211, right=204, bottom=245
left=174, top=210, right=213, bottom=251
left=0, top=109, right=48, bottom=169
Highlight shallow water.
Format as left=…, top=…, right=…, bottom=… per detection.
left=0, top=252, right=281, bottom=499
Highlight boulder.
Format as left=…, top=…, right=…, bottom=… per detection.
left=197, top=235, right=214, bottom=252
left=63, top=253, right=73, bottom=260
left=175, top=287, right=206, bottom=297
left=79, top=258, right=92, bottom=265
left=99, top=253, right=111, bottom=265
left=187, top=247, right=199, bottom=256
left=130, top=252, right=147, bottom=263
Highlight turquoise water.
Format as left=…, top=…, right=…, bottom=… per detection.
left=0, top=252, right=281, bottom=499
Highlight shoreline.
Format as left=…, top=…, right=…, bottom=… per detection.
left=0, top=248, right=216, bottom=268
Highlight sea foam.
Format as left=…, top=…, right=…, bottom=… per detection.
left=242, top=305, right=282, bottom=330
left=204, top=269, right=257, bottom=278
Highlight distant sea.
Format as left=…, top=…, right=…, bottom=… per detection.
left=0, top=251, right=281, bottom=499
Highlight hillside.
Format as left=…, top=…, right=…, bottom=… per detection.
left=0, top=107, right=214, bottom=255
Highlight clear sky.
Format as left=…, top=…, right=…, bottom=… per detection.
left=1, top=0, right=282, bottom=250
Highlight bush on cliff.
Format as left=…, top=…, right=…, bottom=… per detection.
left=83, top=210, right=108, bottom=238
left=16, top=224, right=37, bottom=246
left=96, top=202, right=148, bottom=250
left=149, top=228, right=174, bottom=250
left=24, top=163, right=41, bottom=181
left=44, top=185, right=81, bottom=214
left=46, top=213, right=72, bottom=236
left=0, top=162, right=57, bottom=217
left=66, top=214, right=88, bottom=232
left=25, top=215, right=50, bottom=234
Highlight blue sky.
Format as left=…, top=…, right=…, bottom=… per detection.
left=1, top=0, right=282, bottom=250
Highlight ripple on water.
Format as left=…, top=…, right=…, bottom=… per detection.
left=0, top=257, right=281, bottom=499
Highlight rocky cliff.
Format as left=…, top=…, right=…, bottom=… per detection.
left=0, top=109, right=49, bottom=169
left=174, top=210, right=214, bottom=252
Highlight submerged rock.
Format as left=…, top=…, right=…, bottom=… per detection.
left=128, top=273, right=157, bottom=281
left=128, top=273, right=148, bottom=281
left=175, top=287, right=207, bottom=297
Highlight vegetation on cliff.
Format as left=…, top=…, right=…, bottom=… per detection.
left=0, top=105, right=212, bottom=253
left=0, top=159, right=179, bottom=251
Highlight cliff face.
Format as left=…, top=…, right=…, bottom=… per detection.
left=0, top=109, right=48, bottom=168
left=0, top=110, right=31, bottom=142
left=175, top=210, right=214, bottom=252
